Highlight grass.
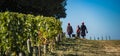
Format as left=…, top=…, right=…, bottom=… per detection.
left=48, top=38, right=120, bottom=56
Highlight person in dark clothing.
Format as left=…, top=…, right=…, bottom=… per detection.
left=76, top=25, right=81, bottom=38
left=81, top=22, right=88, bottom=39
left=67, top=23, right=73, bottom=37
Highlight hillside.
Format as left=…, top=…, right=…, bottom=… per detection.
left=49, top=38, right=120, bottom=56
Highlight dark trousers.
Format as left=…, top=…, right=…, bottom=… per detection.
left=81, top=35, right=85, bottom=39
left=68, top=34, right=71, bottom=37
left=77, top=33, right=80, bottom=38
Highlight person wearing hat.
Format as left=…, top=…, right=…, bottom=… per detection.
left=81, top=22, right=88, bottom=39
left=67, top=23, right=73, bottom=37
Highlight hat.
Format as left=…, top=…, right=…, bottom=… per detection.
left=82, top=22, right=84, bottom=24
left=68, top=23, right=70, bottom=25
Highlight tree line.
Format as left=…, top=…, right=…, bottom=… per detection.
left=0, top=0, right=67, bottom=19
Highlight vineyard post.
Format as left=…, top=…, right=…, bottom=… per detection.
left=60, top=33, right=63, bottom=42
left=19, top=52, right=23, bottom=56
left=43, top=38, right=47, bottom=56
left=38, top=46, right=41, bottom=56
left=27, top=38, right=32, bottom=56
left=55, top=34, right=61, bottom=44
left=38, top=31, right=42, bottom=56
left=55, top=35, right=58, bottom=43
left=32, top=46, right=37, bottom=56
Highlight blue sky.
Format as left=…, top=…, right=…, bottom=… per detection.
left=60, top=0, right=120, bottom=40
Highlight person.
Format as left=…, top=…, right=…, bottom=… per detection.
left=67, top=23, right=73, bottom=37
left=81, top=22, right=88, bottom=39
left=76, top=25, right=81, bottom=38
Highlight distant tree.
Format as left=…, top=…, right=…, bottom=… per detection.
left=0, top=0, right=67, bottom=19
left=109, top=35, right=111, bottom=40
left=97, top=37, right=99, bottom=40
left=101, top=36, right=103, bottom=40
left=94, top=36, right=96, bottom=40
left=106, top=36, right=107, bottom=40
left=90, top=36, right=92, bottom=40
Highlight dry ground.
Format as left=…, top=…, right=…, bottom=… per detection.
left=48, top=38, right=120, bottom=56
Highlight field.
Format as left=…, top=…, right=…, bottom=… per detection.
left=47, top=38, right=120, bottom=56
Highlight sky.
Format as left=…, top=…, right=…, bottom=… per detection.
left=60, top=0, right=120, bottom=40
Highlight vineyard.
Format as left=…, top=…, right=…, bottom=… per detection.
left=0, top=12, right=120, bottom=56
left=0, top=12, right=62, bottom=56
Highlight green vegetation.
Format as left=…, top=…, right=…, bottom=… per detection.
left=0, top=12, right=62, bottom=55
